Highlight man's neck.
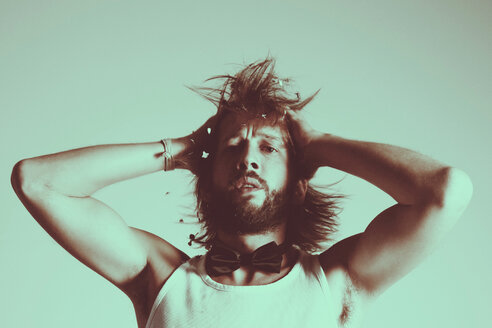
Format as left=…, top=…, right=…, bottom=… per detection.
left=215, top=223, right=288, bottom=254
left=211, top=223, right=298, bottom=286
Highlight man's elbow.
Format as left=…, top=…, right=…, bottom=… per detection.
left=436, top=167, right=473, bottom=213
left=11, top=159, right=46, bottom=199
left=11, top=160, right=26, bottom=194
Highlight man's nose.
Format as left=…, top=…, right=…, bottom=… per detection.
left=236, top=142, right=259, bottom=171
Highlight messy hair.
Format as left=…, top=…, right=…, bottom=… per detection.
left=186, top=58, right=343, bottom=254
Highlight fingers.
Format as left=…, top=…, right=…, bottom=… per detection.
left=285, top=110, right=323, bottom=180
left=285, top=110, right=310, bottom=148
left=184, top=114, right=219, bottom=175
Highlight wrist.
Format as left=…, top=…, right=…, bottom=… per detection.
left=158, top=137, right=188, bottom=171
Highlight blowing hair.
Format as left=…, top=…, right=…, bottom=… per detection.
left=187, top=58, right=343, bottom=254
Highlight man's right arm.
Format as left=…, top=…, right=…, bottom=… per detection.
left=10, top=138, right=192, bottom=289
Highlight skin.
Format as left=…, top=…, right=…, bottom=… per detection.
left=212, top=112, right=291, bottom=209
left=11, top=110, right=473, bottom=327
left=208, top=112, right=301, bottom=286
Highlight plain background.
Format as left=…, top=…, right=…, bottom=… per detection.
left=1, top=0, right=490, bottom=327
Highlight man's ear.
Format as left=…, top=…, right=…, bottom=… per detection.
left=294, top=179, right=308, bottom=204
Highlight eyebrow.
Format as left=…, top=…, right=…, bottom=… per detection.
left=256, top=132, right=284, bottom=143
left=222, top=133, right=286, bottom=149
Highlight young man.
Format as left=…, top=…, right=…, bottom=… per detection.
left=11, top=59, right=472, bottom=328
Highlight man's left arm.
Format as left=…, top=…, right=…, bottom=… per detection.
left=288, top=112, right=473, bottom=295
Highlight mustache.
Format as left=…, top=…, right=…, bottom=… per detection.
left=231, top=171, right=268, bottom=190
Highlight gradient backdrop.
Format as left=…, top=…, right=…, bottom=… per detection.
left=1, top=1, right=490, bottom=327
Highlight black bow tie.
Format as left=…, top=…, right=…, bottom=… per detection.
left=205, top=240, right=290, bottom=276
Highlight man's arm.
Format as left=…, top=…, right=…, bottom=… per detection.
left=288, top=112, right=473, bottom=295
left=11, top=138, right=193, bottom=289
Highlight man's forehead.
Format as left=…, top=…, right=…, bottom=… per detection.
left=217, top=112, right=288, bottom=142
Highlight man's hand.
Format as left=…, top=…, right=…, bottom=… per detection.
left=175, top=114, right=219, bottom=175
left=286, top=110, right=325, bottom=179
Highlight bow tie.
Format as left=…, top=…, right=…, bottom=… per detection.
left=205, top=240, right=290, bottom=276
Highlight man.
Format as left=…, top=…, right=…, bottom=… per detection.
left=11, top=59, right=473, bottom=328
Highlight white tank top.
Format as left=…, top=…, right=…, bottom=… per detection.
left=145, top=251, right=338, bottom=328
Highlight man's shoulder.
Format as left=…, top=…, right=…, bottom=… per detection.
left=120, top=229, right=191, bottom=325
left=131, top=227, right=190, bottom=266
left=319, top=234, right=362, bottom=272
left=318, top=234, right=368, bottom=294
left=123, top=228, right=190, bottom=296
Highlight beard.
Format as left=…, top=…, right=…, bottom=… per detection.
left=203, top=183, right=293, bottom=235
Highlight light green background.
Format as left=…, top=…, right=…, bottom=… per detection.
left=1, top=0, right=490, bottom=327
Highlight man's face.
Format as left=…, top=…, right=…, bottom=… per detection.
left=209, top=111, right=293, bottom=234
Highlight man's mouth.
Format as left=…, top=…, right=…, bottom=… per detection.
left=234, top=177, right=262, bottom=190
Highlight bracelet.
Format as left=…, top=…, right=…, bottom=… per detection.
left=160, top=138, right=175, bottom=171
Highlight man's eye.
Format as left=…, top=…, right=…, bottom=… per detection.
left=261, top=145, right=278, bottom=153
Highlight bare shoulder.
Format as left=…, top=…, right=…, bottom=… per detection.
left=319, top=234, right=375, bottom=327
left=132, top=228, right=190, bottom=272
left=120, top=228, right=189, bottom=324
left=129, top=228, right=190, bottom=291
